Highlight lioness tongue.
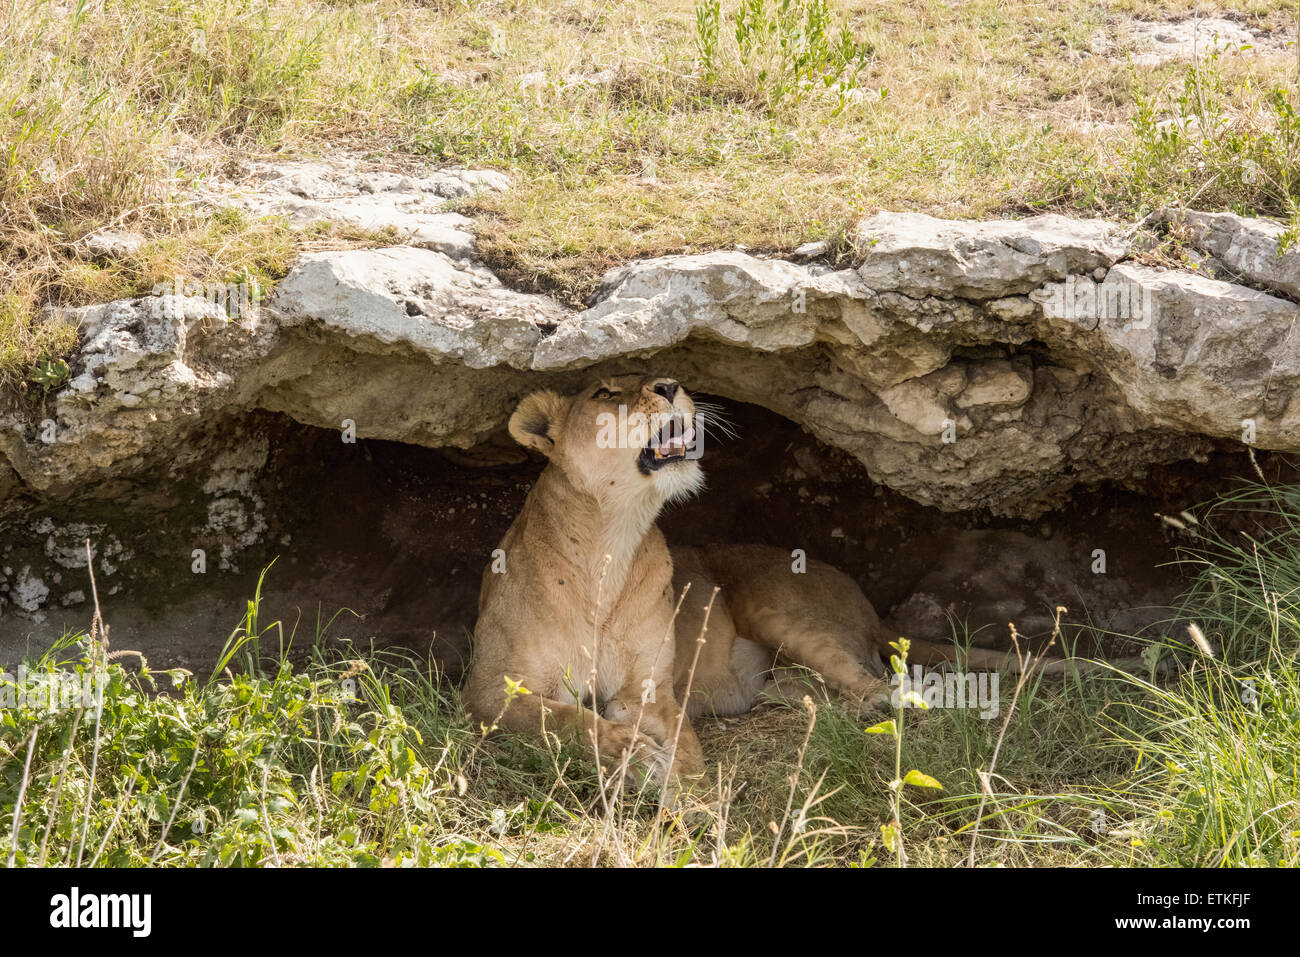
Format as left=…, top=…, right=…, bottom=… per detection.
left=656, top=426, right=695, bottom=455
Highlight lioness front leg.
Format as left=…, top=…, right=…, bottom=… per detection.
left=604, top=679, right=705, bottom=782
left=469, top=679, right=673, bottom=784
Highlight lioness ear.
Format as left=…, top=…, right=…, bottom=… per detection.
left=508, top=390, right=566, bottom=456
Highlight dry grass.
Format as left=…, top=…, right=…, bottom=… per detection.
left=3, top=0, right=1298, bottom=380
left=0, top=0, right=411, bottom=391
left=12, top=474, right=1300, bottom=870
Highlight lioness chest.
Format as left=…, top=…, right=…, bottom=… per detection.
left=513, top=553, right=676, bottom=705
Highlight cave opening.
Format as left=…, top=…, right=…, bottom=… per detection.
left=0, top=394, right=1272, bottom=677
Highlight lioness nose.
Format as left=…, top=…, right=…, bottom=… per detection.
left=652, top=380, right=679, bottom=402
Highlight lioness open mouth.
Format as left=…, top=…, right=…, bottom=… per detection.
left=638, top=414, right=698, bottom=473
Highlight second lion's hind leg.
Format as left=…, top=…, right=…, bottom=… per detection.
left=743, top=609, right=892, bottom=711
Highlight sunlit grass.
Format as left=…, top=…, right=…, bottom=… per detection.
left=5, top=477, right=1300, bottom=866
left=3, top=0, right=1298, bottom=381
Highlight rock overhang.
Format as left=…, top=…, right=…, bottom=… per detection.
left=3, top=164, right=1299, bottom=549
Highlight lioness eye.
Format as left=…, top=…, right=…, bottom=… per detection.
left=592, top=387, right=616, bottom=400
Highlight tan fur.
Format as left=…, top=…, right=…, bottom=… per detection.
left=466, top=375, right=706, bottom=786
left=672, top=543, right=1152, bottom=718
left=671, top=545, right=891, bottom=716
left=469, top=376, right=1148, bottom=782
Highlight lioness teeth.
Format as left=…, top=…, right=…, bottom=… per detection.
left=648, top=424, right=695, bottom=461
left=654, top=426, right=695, bottom=455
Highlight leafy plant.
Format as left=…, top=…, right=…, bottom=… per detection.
left=1, top=582, right=475, bottom=867
left=29, top=357, right=70, bottom=389
left=694, top=0, right=874, bottom=114
left=867, top=636, right=941, bottom=867
left=1126, top=52, right=1300, bottom=240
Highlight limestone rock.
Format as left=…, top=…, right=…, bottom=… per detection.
left=855, top=212, right=1128, bottom=299
left=81, top=229, right=146, bottom=260
left=1126, top=17, right=1285, bottom=67
left=199, top=159, right=510, bottom=259
left=271, top=246, right=564, bottom=369
left=1161, top=208, right=1300, bottom=300
left=4, top=187, right=1300, bottom=613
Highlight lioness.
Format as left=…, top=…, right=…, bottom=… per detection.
left=466, top=374, right=709, bottom=784
left=468, top=375, right=1145, bottom=784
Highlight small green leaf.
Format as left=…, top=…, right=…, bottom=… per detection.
left=903, top=769, right=943, bottom=790
left=30, top=358, right=70, bottom=389
left=899, top=690, right=928, bottom=709
left=864, top=719, right=896, bottom=735
left=880, top=822, right=900, bottom=853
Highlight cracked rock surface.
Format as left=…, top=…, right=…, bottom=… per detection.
left=3, top=159, right=1300, bottom=622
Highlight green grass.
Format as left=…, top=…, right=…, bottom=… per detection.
left=4, top=0, right=1300, bottom=385
left=0, top=0, right=422, bottom=392
left=6, top=479, right=1300, bottom=867
left=5, top=2, right=1300, bottom=864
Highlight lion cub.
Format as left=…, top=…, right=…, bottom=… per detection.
left=466, top=374, right=708, bottom=785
